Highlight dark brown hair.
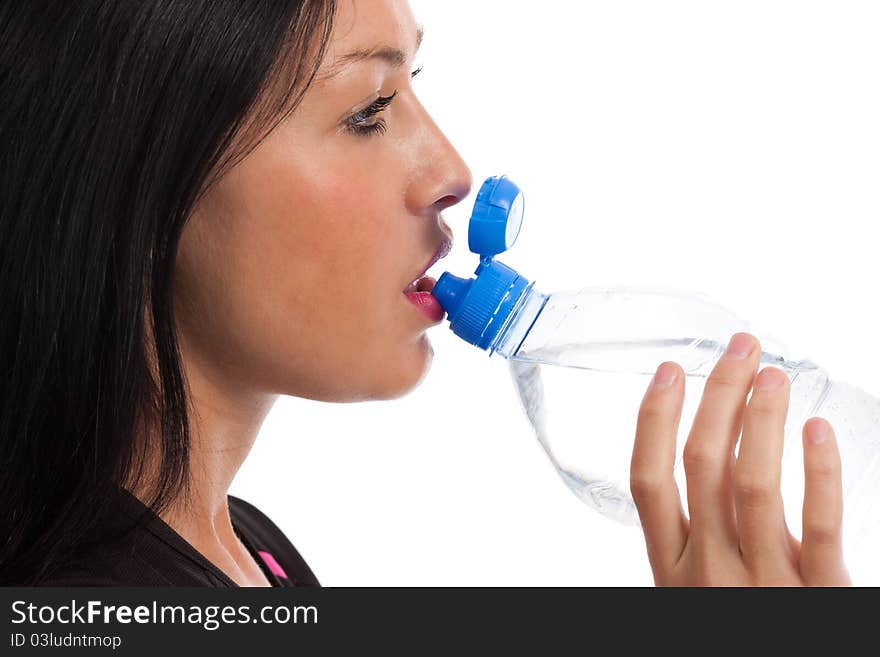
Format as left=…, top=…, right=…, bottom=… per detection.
left=0, top=0, right=336, bottom=584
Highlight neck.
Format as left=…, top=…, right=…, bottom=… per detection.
left=128, top=329, right=279, bottom=580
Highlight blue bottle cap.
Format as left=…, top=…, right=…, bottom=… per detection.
left=468, top=175, right=525, bottom=257
left=432, top=175, right=532, bottom=351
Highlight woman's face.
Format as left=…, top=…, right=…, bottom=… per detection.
left=173, top=0, right=472, bottom=403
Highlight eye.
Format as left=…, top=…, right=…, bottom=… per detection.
left=344, top=90, right=397, bottom=137
left=343, top=67, right=423, bottom=138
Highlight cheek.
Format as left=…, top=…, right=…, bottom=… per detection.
left=174, top=166, right=429, bottom=401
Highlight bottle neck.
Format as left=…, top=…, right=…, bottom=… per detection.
left=491, top=285, right=548, bottom=358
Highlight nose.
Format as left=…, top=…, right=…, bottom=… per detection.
left=407, top=104, right=473, bottom=222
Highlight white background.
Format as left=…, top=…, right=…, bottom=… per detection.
left=230, top=1, right=880, bottom=585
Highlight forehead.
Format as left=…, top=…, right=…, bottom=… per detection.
left=321, top=0, right=419, bottom=67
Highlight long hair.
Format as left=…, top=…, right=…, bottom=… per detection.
left=0, top=0, right=336, bottom=585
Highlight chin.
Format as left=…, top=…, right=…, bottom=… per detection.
left=371, top=336, right=435, bottom=401
left=298, top=336, right=436, bottom=403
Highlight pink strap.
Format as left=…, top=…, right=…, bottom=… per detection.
left=257, top=550, right=289, bottom=579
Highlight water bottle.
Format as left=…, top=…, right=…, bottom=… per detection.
left=431, top=175, right=880, bottom=584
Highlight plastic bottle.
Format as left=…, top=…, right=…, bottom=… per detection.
left=431, top=175, right=880, bottom=584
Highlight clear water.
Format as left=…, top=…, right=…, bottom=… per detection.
left=508, top=338, right=880, bottom=583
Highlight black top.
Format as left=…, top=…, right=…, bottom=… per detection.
left=36, top=487, right=320, bottom=587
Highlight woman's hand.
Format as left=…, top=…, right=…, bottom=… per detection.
left=630, top=332, right=851, bottom=586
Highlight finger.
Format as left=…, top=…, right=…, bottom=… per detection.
left=631, top=361, right=689, bottom=574
left=682, top=332, right=760, bottom=544
left=734, top=366, right=792, bottom=573
left=800, top=418, right=850, bottom=585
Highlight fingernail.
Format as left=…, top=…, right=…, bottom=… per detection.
left=724, top=333, right=755, bottom=360
left=652, top=362, right=678, bottom=388
left=755, top=367, right=785, bottom=391
left=806, top=419, right=831, bottom=445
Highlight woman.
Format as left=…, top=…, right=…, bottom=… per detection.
left=0, top=0, right=849, bottom=586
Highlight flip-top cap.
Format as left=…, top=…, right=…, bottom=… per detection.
left=431, top=175, right=532, bottom=351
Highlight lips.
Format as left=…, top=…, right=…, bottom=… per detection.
left=405, top=275, right=437, bottom=294
left=402, top=238, right=453, bottom=293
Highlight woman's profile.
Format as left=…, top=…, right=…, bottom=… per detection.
left=0, top=0, right=850, bottom=586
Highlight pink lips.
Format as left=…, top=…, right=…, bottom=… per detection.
left=401, top=238, right=452, bottom=323
left=403, top=239, right=453, bottom=293
left=428, top=238, right=453, bottom=273
left=404, top=279, right=444, bottom=322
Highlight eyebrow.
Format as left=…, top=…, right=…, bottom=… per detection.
left=322, top=25, right=424, bottom=78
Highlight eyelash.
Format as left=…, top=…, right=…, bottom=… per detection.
left=344, top=66, right=423, bottom=137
